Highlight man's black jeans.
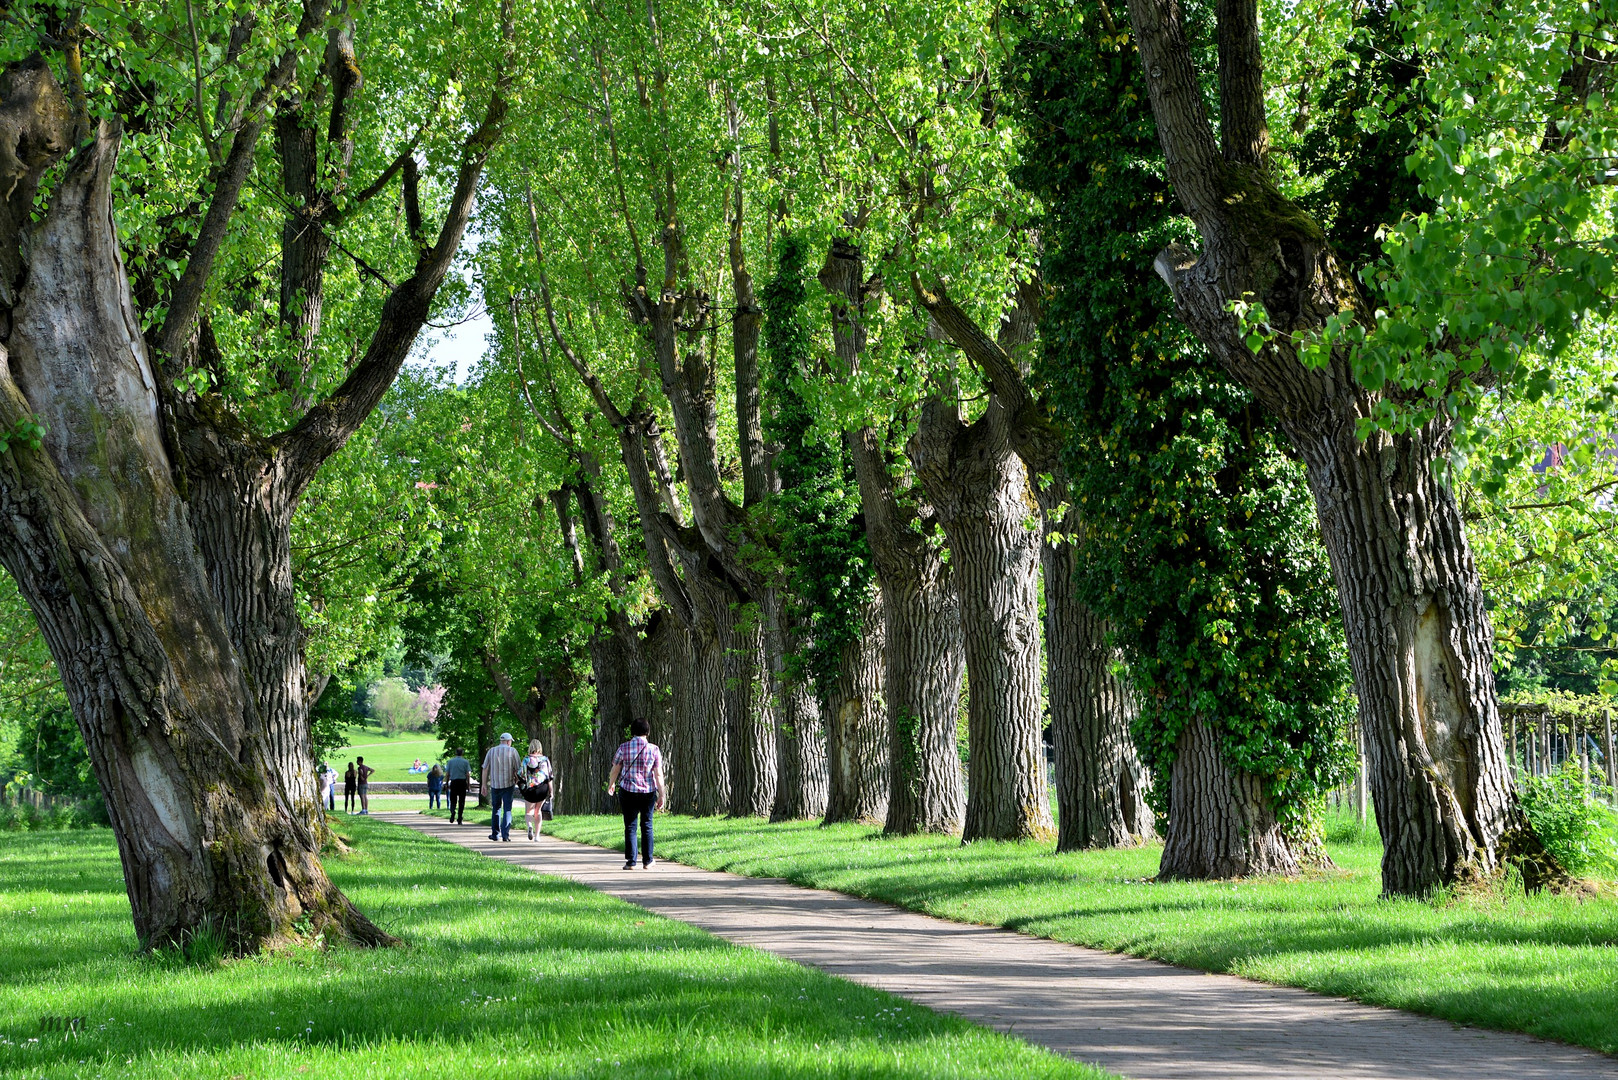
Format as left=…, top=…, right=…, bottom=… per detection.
left=619, top=790, right=656, bottom=865
left=447, top=778, right=468, bottom=822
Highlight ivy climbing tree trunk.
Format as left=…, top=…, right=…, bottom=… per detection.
left=1125, top=0, right=1549, bottom=893
left=822, top=593, right=889, bottom=825
left=1038, top=483, right=1154, bottom=848
left=1159, top=715, right=1298, bottom=878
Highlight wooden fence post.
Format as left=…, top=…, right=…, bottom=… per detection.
left=1605, top=709, right=1616, bottom=804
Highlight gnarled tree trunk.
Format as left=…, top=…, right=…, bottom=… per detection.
left=724, top=600, right=776, bottom=817
left=1126, top=0, right=1544, bottom=893
left=0, top=126, right=388, bottom=951
left=823, top=592, right=888, bottom=825
left=821, top=238, right=965, bottom=836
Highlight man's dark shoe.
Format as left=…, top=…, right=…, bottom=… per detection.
left=623, top=860, right=635, bottom=870
left=488, top=834, right=499, bottom=841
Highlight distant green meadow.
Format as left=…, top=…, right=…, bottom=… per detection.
left=545, top=811, right=1618, bottom=1057
left=0, top=819, right=1111, bottom=1080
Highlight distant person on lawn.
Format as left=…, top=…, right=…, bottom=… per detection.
left=607, top=718, right=664, bottom=869
left=482, top=733, right=521, bottom=842
left=356, top=756, right=375, bottom=815
left=518, top=739, right=553, bottom=841
left=319, top=761, right=337, bottom=811
left=343, top=761, right=357, bottom=813
left=445, top=748, right=471, bottom=824
left=427, top=762, right=444, bottom=809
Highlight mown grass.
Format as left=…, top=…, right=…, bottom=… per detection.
left=544, top=811, right=1618, bottom=1057
left=328, top=722, right=443, bottom=782
left=0, top=820, right=1111, bottom=1080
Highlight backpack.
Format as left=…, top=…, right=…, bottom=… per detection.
left=520, top=756, right=552, bottom=802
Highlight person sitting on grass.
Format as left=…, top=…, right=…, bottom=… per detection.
left=606, top=718, right=664, bottom=870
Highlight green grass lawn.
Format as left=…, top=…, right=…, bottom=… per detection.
left=326, top=722, right=444, bottom=782
left=0, top=821, right=1111, bottom=1080
left=543, top=812, right=1618, bottom=1057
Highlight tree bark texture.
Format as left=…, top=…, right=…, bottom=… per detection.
left=0, top=126, right=387, bottom=951
left=723, top=602, right=777, bottom=817
left=822, top=593, right=889, bottom=825
left=643, top=611, right=690, bottom=812
left=1039, top=485, right=1155, bottom=849
left=1126, top=0, right=1539, bottom=894
left=767, top=589, right=829, bottom=821
left=1159, top=715, right=1299, bottom=879
left=910, top=397, right=1054, bottom=843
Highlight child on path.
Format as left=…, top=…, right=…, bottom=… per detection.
left=482, top=733, right=521, bottom=841
left=356, top=757, right=375, bottom=815
left=427, top=763, right=444, bottom=809
left=607, top=718, right=664, bottom=869
left=518, top=740, right=553, bottom=840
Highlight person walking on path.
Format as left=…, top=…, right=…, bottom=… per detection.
left=482, top=733, right=521, bottom=842
left=607, top=718, right=664, bottom=869
left=343, top=761, right=357, bottom=814
left=356, top=756, right=375, bottom=815
left=427, top=763, right=444, bottom=809
left=445, top=748, right=471, bottom=823
left=518, top=740, right=554, bottom=841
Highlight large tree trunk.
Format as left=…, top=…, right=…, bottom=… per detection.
left=723, top=600, right=776, bottom=817
left=1159, top=715, right=1298, bottom=879
left=768, top=590, right=829, bottom=821
left=1126, top=0, right=1543, bottom=893
left=0, top=127, right=387, bottom=951
left=911, top=397, right=1054, bottom=843
left=822, top=593, right=888, bottom=825
left=1038, top=484, right=1154, bottom=849
left=643, top=611, right=688, bottom=810
left=821, top=237, right=964, bottom=836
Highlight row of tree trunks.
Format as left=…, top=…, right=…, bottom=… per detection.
left=768, top=591, right=830, bottom=821
left=822, top=593, right=889, bottom=825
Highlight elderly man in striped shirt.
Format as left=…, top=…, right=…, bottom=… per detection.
left=606, top=718, right=665, bottom=869
left=482, top=732, right=521, bottom=842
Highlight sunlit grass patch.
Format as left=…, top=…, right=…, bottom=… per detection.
left=545, top=812, right=1618, bottom=1056
left=0, top=821, right=1111, bottom=1079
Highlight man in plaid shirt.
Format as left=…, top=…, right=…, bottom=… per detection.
left=607, top=718, right=664, bottom=869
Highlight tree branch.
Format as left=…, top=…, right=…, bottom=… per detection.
left=157, top=0, right=335, bottom=368
left=1216, top=0, right=1269, bottom=169
left=277, top=0, right=515, bottom=495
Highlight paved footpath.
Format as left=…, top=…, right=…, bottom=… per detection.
left=378, top=813, right=1617, bottom=1080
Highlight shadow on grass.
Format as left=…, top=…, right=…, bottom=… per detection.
left=542, top=812, right=1618, bottom=1057
left=0, top=821, right=1099, bottom=1079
